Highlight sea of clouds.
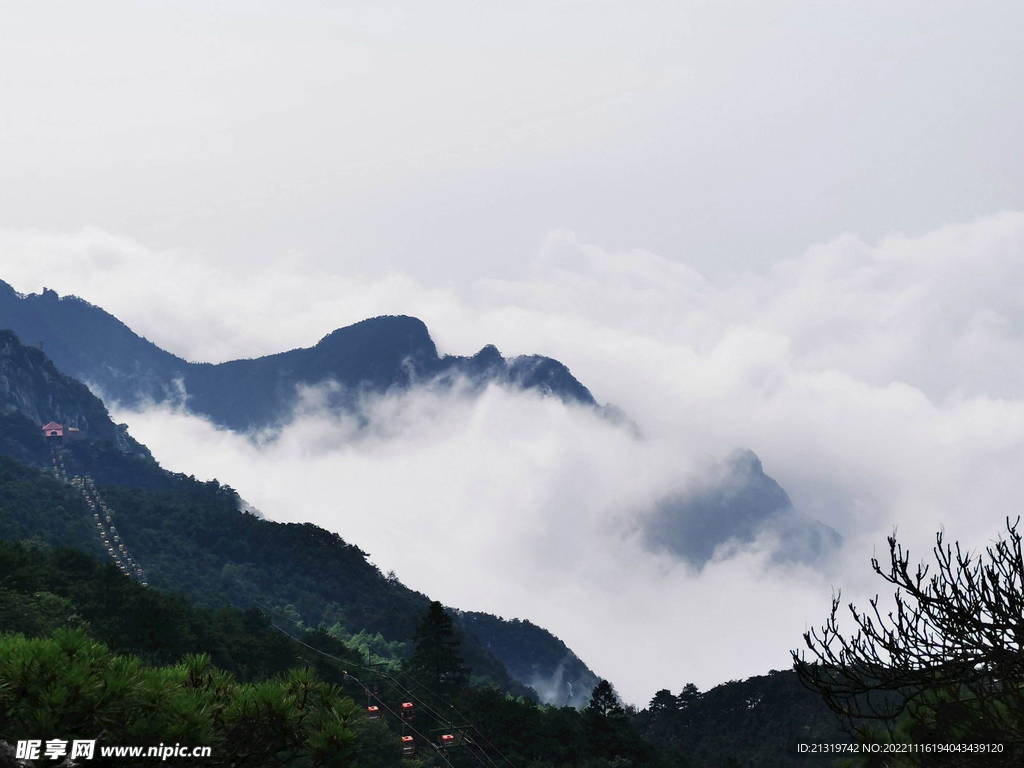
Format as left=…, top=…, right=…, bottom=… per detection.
left=4, top=211, right=1024, bottom=703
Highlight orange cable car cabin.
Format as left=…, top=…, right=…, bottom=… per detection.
left=401, top=736, right=415, bottom=757
left=401, top=702, right=414, bottom=721
left=366, top=705, right=380, bottom=721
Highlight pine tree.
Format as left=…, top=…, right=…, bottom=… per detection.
left=586, top=679, right=625, bottom=719
left=677, top=682, right=700, bottom=710
left=649, top=689, right=677, bottom=717
left=406, top=601, right=469, bottom=695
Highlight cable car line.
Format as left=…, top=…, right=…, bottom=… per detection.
left=52, top=446, right=148, bottom=585
left=269, top=621, right=497, bottom=768
left=368, top=666, right=510, bottom=768
left=268, top=622, right=461, bottom=765
left=345, top=671, right=457, bottom=767
left=371, top=674, right=504, bottom=768
left=256, top=601, right=456, bottom=725
left=371, top=675, right=500, bottom=768
left=257, top=601, right=517, bottom=768
left=351, top=661, right=502, bottom=768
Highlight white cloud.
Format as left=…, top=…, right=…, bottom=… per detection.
left=112, top=384, right=828, bottom=704
left=6, top=211, right=1024, bottom=703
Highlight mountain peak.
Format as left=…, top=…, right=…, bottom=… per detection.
left=316, top=315, right=438, bottom=361
left=319, top=314, right=431, bottom=340
left=1, top=284, right=599, bottom=430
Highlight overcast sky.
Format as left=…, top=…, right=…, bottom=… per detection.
left=3, top=1, right=1024, bottom=704
left=3, top=1, right=1023, bottom=282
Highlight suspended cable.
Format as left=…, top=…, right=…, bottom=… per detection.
left=257, top=601, right=519, bottom=767
left=371, top=673, right=503, bottom=768
left=268, top=622, right=460, bottom=768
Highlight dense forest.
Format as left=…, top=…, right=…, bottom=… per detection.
left=0, top=535, right=850, bottom=767
left=0, top=539, right=648, bottom=766
left=0, top=447, right=532, bottom=698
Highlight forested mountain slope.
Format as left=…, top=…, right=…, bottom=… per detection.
left=0, top=328, right=577, bottom=699
left=462, top=612, right=600, bottom=708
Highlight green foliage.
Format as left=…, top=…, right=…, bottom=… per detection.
left=0, top=588, right=83, bottom=637
left=0, top=449, right=532, bottom=696
left=0, top=412, right=51, bottom=466
left=587, top=681, right=625, bottom=719
left=581, top=680, right=650, bottom=764
left=0, top=539, right=300, bottom=681
left=647, top=690, right=675, bottom=716
left=460, top=686, right=584, bottom=765
left=97, top=475, right=430, bottom=647
left=325, top=623, right=406, bottom=673
left=0, top=456, right=101, bottom=554
left=0, top=629, right=360, bottom=766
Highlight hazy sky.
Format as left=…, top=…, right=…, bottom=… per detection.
left=3, top=2, right=1024, bottom=704
left=3, top=2, right=1023, bottom=282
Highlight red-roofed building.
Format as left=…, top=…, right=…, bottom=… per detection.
left=42, top=422, right=63, bottom=438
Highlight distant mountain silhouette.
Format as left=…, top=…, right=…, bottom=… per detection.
left=0, top=281, right=595, bottom=430
left=1, top=279, right=838, bottom=568
left=642, top=449, right=841, bottom=567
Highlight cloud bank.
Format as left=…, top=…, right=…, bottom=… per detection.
left=5, top=211, right=1024, bottom=703
left=112, top=383, right=830, bottom=706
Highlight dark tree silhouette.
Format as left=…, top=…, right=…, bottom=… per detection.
left=582, top=679, right=651, bottom=762
left=649, top=688, right=677, bottom=715
left=587, top=679, right=626, bottom=719
left=677, top=682, right=700, bottom=711
left=405, top=600, right=468, bottom=695
left=794, top=518, right=1024, bottom=763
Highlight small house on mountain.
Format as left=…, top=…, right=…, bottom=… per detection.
left=42, top=421, right=63, bottom=438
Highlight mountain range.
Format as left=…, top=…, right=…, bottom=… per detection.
left=1, top=280, right=841, bottom=570
left=0, top=281, right=594, bottom=431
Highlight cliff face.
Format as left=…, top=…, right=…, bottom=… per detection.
left=0, top=330, right=117, bottom=440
